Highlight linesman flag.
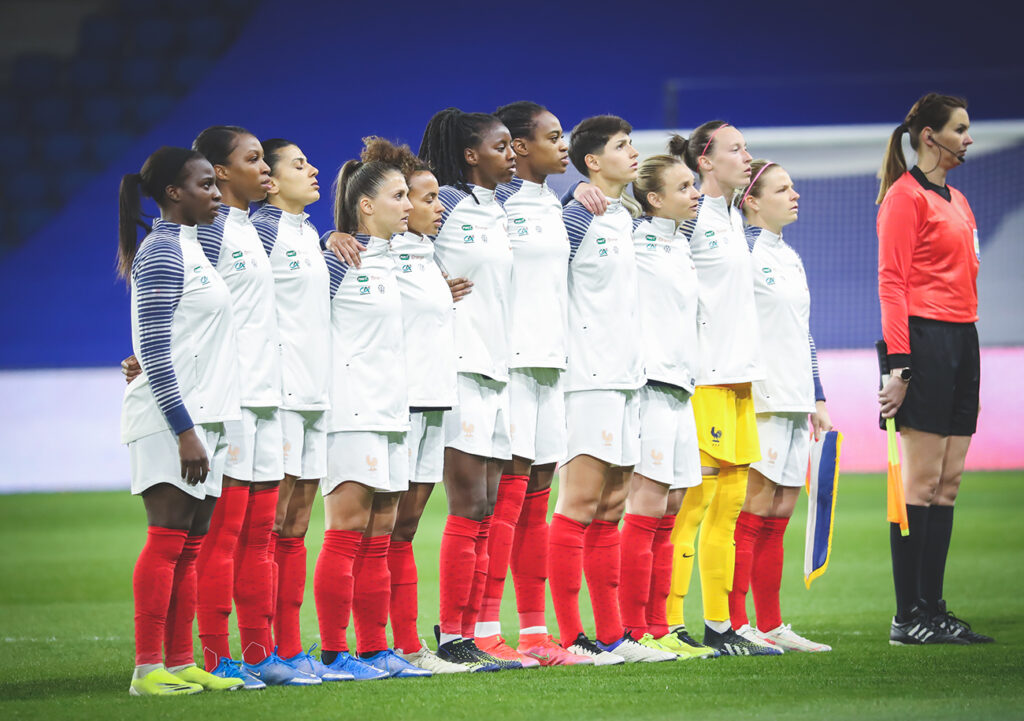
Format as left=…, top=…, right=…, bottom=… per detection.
left=804, top=429, right=842, bottom=588
left=875, top=340, right=909, bottom=537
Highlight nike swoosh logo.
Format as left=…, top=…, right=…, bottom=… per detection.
left=528, top=653, right=551, bottom=660
left=249, top=670, right=262, bottom=678
left=682, top=553, right=694, bottom=558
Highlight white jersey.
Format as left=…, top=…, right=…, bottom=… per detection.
left=122, top=221, right=240, bottom=443
left=495, top=176, right=570, bottom=370
left=390, top=230, right=458, bottom=409
left=198, top=204, right=281, bottom=407
left=323, top=235, right=409, bottom=432
left=562, top=198, right=644, bottom=392
left=680, top=195, right=763, bottom=386
left=747, top=226, right=817, bottom=413
left=632, top=215, right=700, bottom=393
left=434, top=184, right=513, bottom=382
left=251, top=204, right=330, bottom=411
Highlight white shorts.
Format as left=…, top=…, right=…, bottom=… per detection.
left=282, top=409, right=327, bottom=480
left=443, top=373, right=512, bottom=460
left=224, top=406, right=284, bottom=482
left=564, top=388, right=641, bottom=467
left=323, top=430, right=409, bottom=495
left=635, top=384, right=702, bottom=490
left=750, top=412, right=810, bottom=488
left=509, top=367, right=567, bottom=465
left=409, top=410, right=445, bottom=484
left=129, top=423, right=229, bottom=499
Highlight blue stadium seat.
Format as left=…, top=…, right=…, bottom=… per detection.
left=183, top=16, right=227, bottom=55
left=27, top=95, right=74, bottom=132
left=171, top=54, right=211, bottom=91
left=0, top=97, right=21, bottom=131
left=8, top=139, right=31, bottom=167
left=131, top=16, right=181, bottom=56
left=132, top=93, right=177, bottom=130
left=41, top=133, right=88, bottom=167
left=79, top=95, right=127, bottom=131
left=67, top=57, right=117, bottom=95
left=90, top=130, right=134, bottom=164
left=14, top=206, right=55, bottom=243
left=55, top=167, right=95, bottom=200
left=11, top=54, right=64, bottom=95
left=77, top=15, right=125, bottom=58
left=7, top=172, right=49, bottom=207
left=118, top=56, right=162, bottom=92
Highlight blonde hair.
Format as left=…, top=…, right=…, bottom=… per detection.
left=622, top=154, right=687, bottom=219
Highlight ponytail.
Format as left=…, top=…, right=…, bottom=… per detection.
left=876, top=124, right=909, bottom=204
left=117, top=173, right=147, bottom=280
left=332, top=155, right=403, bottom=234
left=669, top=120, right=728, bottom=176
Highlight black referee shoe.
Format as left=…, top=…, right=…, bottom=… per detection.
left=889, top=607, right=969, bottom=646
left=931, top=600, right=995, bottom=644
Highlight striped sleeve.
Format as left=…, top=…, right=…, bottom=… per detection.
left=196, top=211, right=227, bottom=265
left=678, top=196, right=704, bottom=242
left=562, top=201, right=594, bottom=264
left=494, top=177, right=522, bottom=209
left=560, top=181, right=582, bottom=207
left=745, top=225, right=762, bottom=252
left=323, top=250, right=350, bottom=299
left=438, top=186, right=470, bottom=231
left=132, top=234, right=192, bottom=434
left=809, top=333, right=825, bottom=402
left=251, top=210, right=282, bottom=257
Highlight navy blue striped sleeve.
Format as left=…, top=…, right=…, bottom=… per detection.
left=678, top=197, right=704, bottom=242
left=494, top=177, right=522, bottom=209
left=560, top=181, right=583, bottom=207
left=745, top=225, right=762, bottom=252
left=251, top=205, right=283, bottom=256
left=810, top=333, right=825, bottom=402
left=196, top=209, right=227, bottom=265
left=323, top=250, right=350, bottom=299
left=438, top=186, right=470, bottom=231
left=132, top=233, right=192, bottom=434
left=562, top=201, right=594, bottom=264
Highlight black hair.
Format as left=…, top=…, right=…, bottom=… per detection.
left=332, top=155, right=403, bottom=234
left=261, top=137, right=299, bottom=175
left=418, top=107, right=503, bottom=193
left=117, top=146, right=205, bottom=280
left=494, top=101, right=547, bottom=141
left=568, top=115, right=632, bottom=177
left=668, top=120, right=729, bottom=175
left=192, top=124, right=252, bottom=166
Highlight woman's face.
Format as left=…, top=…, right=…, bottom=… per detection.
left=467, top=123, right=516, bottom=188
left=593, top=130, right=639, bottom=185
left=748, top=166, right=799, bottom=229
left=650, top=162, right=700, bottom=222
left=220, top=133, right=272, bottom=203
left=363, top=171, right=413, bottom=237
left=174, top=158, right=222, bottom=225
left=406, top=171, right=443, bottom=236
left=928, top=107, right=973, bottom=168
left=703, top=125, right=752, bottom=191
left=518, top=110, right=569, bottom=177
left=268, top=145, right=319, bottom=209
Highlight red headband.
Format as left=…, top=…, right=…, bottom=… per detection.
left=739, top=162, right=776, bottom=208
left=700, top=123, right=731, bottom=158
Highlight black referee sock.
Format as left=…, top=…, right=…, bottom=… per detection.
left=891, top=504, right=930, bottom=624
left=920, top=505, right=955, bottom=616
left=320, top=650, right=339, bottom=665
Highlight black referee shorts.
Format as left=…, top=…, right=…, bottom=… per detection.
left=896, top=316, right=980, bottom=436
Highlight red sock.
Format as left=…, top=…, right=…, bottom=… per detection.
left=585, top=519, right=623, bottom=645
left=752, top=516, right=789, bottom=632
left=268, top=530, right=279, bottom=629
left=273, top=536, right=306, bottom=659
left=730, top=511, right=765, bottom=629
left=619, top=513, right=659, bottom=638
left=234, top=486, right=278, bottom=664
left=133, top=527, right=187, bottom=666
left=388, top=540, right=419, bottom=653
left=353, top=534, right=392, bottom=655
left=512, top=488, right=550, bottom=630
left=461, top=515, right=492, bottom=637
left=646, top=514, right=676, bottom=638
left=197, top=485, right=247, bottom=669
left=314, top=529, right=362, bottom=653
left=548, top=513, right=586, bottom=648
left=164, top=534, right=203, bottom=668
left=439, top=515, right=480, bottom=636
left=480, top=475, right=528, bottom=626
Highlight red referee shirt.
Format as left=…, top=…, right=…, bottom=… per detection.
left=877, top=167, right=979, bottom=367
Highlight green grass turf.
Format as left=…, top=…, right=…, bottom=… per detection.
left=1, top=472, right=1022, bottom=720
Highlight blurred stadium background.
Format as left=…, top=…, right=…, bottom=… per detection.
left=1, top=0, right=1021, bottom=491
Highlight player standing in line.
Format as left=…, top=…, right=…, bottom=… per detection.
left=247, top=140, right=355, bottom=680
left=119, top=147, right=244, bottom=695
left=729, top=160, right=833, bottom=652
left=620, top=155, right=715, bottom=660
left=313, top=149, right=431, bottom=679
left=468, top=101, right=590, bottom=667
left=666, top=123, right=780, bottom=656
left=190, top=126, right=319, bottom=685
left=417, top=108, right=522, bottom=671
left=549, top=115, right=674, bottom=665
left=877, top=93, right=991, bottom=645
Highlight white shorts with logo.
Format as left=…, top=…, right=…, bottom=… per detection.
left=564, top=388, right=641, bottom=468
left=409, top=410, right=445, bottom=485
left=323, top=430, right=409, bottom=495
left=509, top=367, right=567, bottom=465
left=129, top=422, right=229, bottom=499
left=224, top=406, right=284, bottom=482
left=750, top=412, right=811, bottom=488
left=282, top=409, right=327, bottom=480
left=635, top=384, right=702, bottom=489
left=443, top=373, right=512, bottom=460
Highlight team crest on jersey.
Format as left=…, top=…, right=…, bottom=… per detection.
left=462, top=421, right=475, bottom=439
left=463, top=235, right=475, bottom=243
left=481, top=233, right=489, bottom=242
left=663, top=245, right=672, bottom=253
left=710, top=426, right=723, bottom=445
left=462, top=224, right=473, bottom=231
left=767, top=448, right=778, bottom=464
left=287, top=250, right=297, bottom=257
left=378, top=284, right=386, bottom=294
left=601, top=430, right=614, bottom=447
left=366, top=455, right=378, bottom=472
left=650, top=449, right=663, bottom=466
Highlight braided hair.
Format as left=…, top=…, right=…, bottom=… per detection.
left=418, top=107, right=502, bottom=194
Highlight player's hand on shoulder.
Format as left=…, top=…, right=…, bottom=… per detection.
left=326, top=232, right=364, bottom=268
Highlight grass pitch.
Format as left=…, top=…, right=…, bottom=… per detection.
left=1, top=472, right=1022, bottom=720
